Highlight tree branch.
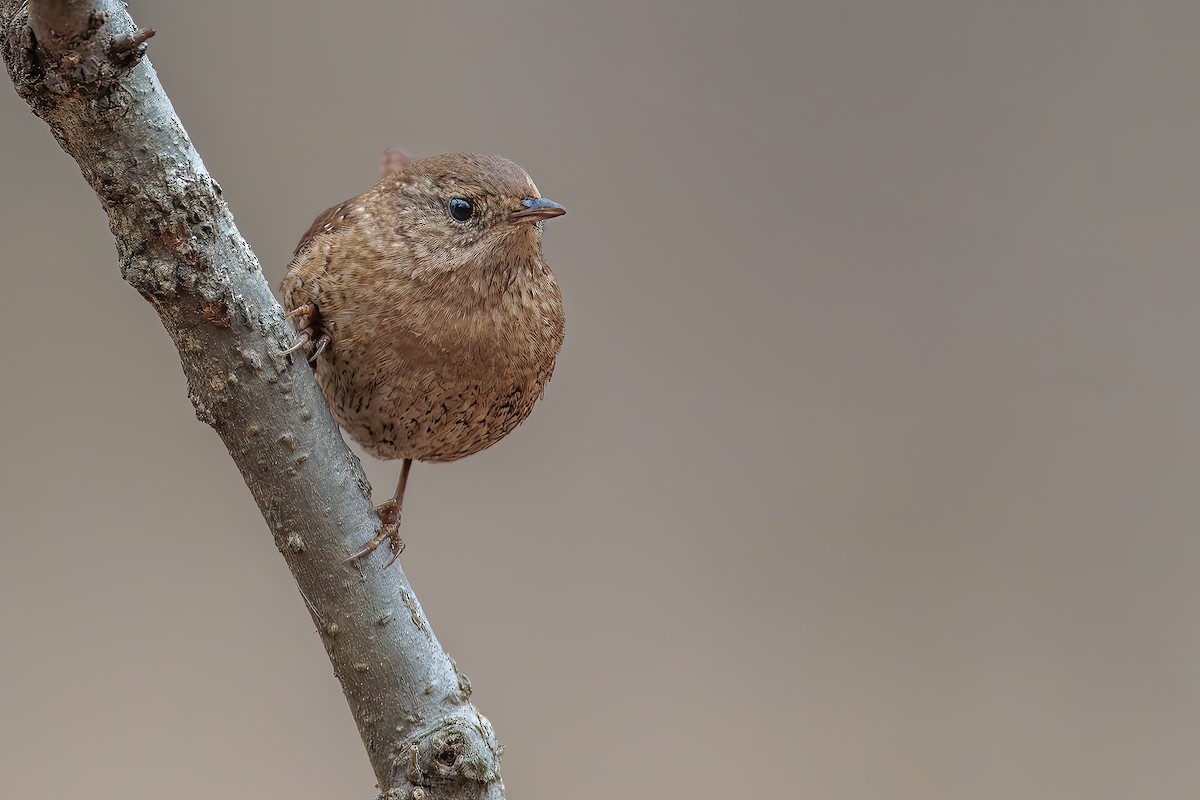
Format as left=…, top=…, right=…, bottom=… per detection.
left=2, top=2, right=503, bottom=797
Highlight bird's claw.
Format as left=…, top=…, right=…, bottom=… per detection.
left=309, top=332, right=329, bottom=361
left=282, top=303, right=329, bottom=363
left=347, top=499, right=405, bottom=568
left=281, top=329, right=310, bottom=356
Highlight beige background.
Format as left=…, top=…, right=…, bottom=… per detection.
left=3, top=2, right=1200, bottom=798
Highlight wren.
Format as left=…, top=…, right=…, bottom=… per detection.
left=281, top=153, right=566, bottom=565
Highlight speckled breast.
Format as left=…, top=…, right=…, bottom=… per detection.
left=317, top=354, right=556, bottom=463
left=310, top=268, right=565, bottom=463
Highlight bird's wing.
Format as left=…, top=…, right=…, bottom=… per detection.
left=293, top=199, right=357, bottom=258
left=281, top=196, right=365, bottom=317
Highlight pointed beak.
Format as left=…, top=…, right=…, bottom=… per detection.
left=511, top=197, right=566, bottom=223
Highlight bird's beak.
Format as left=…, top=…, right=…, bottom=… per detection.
left=511, top=197, right=566, bottom=223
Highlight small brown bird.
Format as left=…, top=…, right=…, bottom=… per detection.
left=281, top=153, right=566, bottom=565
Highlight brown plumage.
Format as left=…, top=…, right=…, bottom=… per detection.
left=281, top=153, right=566, bottom=564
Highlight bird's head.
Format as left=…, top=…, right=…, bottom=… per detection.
left=383, top=153, right=565, bottom=277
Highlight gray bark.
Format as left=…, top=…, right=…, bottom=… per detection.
left=0, top=2, right=503, bottom=798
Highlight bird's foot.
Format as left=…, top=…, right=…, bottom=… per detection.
left=347, top=499, right=406, bottom=568
left=282, top=303, right=329, bottom=362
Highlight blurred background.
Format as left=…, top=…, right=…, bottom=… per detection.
left=3, top=2, right=1200, bottom=798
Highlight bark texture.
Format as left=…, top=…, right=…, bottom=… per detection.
left=1, top=2, right=503, bottom=798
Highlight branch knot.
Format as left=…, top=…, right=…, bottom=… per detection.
left=7, top=1, right=149, bottom=98
left=391, top=712, right=503, bottom=798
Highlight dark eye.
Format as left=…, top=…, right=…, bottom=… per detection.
left=447, top=197, right=474, bottom=222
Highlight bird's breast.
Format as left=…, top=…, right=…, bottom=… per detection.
left=313, top=259, right=564, bottom=462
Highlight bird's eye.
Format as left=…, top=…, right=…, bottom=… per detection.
left=447, top=197, right=474, bottom=222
